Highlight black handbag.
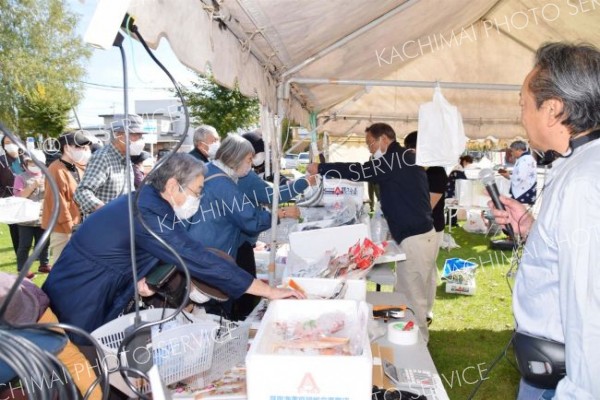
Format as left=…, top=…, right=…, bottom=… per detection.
left=513, top=331, right=566, bottom=389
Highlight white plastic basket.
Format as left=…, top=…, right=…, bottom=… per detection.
left=184, top=319, right=251, bottom=389
left=91, top=308, right=218, bottom=396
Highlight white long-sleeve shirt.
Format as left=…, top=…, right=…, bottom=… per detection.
left=513, top=139, right=600, bottom=399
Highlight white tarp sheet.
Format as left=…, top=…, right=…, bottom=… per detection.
left=129, top=0, right=600, bottom=139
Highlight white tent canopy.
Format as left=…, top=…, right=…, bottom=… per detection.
left=129, top=0, right=600, bottom=139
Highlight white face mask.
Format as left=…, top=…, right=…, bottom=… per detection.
left=69, top=147, right=92, bottom=165
left=206, top=142, right=220, bottom=159
left=372, top=139, right=384, bottom=159
left=252, top=152, right=265, bottom=167
left=27, top=166, right=41, bottom=175
left=129, top=138, right=145, bottom=156
left=189, top=286, right=210, bottom=304
left=4, top=143, right=19, bottom=157
left=172, top=186, right=201, bottom=220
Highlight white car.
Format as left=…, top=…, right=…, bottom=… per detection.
left=282, top=153, right=299, bottom=169
left=297, top=152, right=310, bottom=165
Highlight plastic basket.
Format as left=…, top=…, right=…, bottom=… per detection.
left=184, top=319, right=251, bottom=389
left=91, top=308, right=218, bottom=396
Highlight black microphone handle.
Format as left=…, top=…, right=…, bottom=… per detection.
left=484, top=183, right=516, bottom=241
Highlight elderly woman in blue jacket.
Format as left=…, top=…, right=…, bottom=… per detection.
left=43, top=153, right=300, bottom=342
left=187, top=135, right=299, bottom=258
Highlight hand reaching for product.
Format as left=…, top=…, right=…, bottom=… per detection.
left=279, top=205, right=300, bottom=219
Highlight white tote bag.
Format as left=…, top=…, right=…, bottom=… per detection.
left=417, top=87, right=467, bottom=167
left=0, top=197, right=41, bottom=224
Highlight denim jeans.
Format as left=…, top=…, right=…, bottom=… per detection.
left=16, top=225, right=50, bottom=271
left=517, top=378, right=556, bottom=400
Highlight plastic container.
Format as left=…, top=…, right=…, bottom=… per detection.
left=387, top=320, right=419, bottom=345
left=246, top=300, right=372, bottom=400
left=91, top=308, right=218, bottom=397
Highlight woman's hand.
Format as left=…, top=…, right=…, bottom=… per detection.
left=137, top=277, right=156, bottom=297
left=266, top=286, right=306, bottom=300
left=278, top=205, right=301, bottom=219
left=488, top=195, right=534, bottom=238
left=246, top=278, right=306, bottom=300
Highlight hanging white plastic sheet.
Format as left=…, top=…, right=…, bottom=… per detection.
left=416, top=87, right=467, bottom=167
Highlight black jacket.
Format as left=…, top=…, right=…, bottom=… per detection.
left=318, top=141, right=433, bottom=243
left=189, top=147, right=209, bottom=163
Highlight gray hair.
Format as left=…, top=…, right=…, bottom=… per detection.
left=531, top=42, right=600, bottom=134
left=193, top=125, right=218, bottom=146
left=149, top=153, right=206, bottom=192
left=215, top=134, right=255, bottom=170
left=510, top=140, right=528, bottom=152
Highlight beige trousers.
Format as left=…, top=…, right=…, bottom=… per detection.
left=50, top=232, right=71, bottom=264
left=395, top=228, right=438, bottom=343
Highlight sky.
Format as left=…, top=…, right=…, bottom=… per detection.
left=68, top=0, right=197, bottom=127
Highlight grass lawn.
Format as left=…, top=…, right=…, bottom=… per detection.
left=0, top=224, right=49, bottom=287
left=0, top=223, right=519, bottom=399
left=373, top=225, right=520, bottom=399
left=428, top=227, right=521, bottom=399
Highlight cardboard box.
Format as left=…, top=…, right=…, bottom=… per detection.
left=246, top=300, right=372, bottom=400
left=445, top=280, right=476, bottom=295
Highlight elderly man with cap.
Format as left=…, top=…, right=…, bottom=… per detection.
left=74, top=118, right=146, bottom=219
left=189, top=124, right=220, bottom=163
left=41, top=131, right=92, bottom=264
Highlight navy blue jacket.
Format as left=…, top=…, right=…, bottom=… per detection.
left=187, top=164, right=272, bottom=258
left=317, top=141, right=433, bottom=243
left=43, top=185, right=253, bottom=341
left=236, top=171, right=309, bottom=246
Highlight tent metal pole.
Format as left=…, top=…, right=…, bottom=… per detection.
left=285, top=77, right=520, bottom=96
left=280, top=0, right=420, bottom=79
left=320, top=114, right=521, bottom=123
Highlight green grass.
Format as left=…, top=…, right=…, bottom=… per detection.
left=0, top=224, right=48, bottom=286
left=373, top=226, right=520, bottom=399
left=371, top=227, right=520, bottom=399
left=429, top=227, right=520, bottom=399
left=0, top=223, right=519, bottom=398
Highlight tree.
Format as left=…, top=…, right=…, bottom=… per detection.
left=181, top=74, right=259, bottom=136
left=0, top=0, right=89, bottom=136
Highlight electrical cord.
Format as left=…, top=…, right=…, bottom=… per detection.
left=466, top=331, right=516, bottom=400
left=109, top=20, right=196, bottom=398
left=0, top=124, right=111, bottom=399
left=468, top=184, right=547, bottom=399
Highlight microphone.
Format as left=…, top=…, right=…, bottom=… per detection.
left=479, top=168, right=515, bottom=241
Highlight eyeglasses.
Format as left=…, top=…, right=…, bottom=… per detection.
left=179, top=184, right=203, bottom=199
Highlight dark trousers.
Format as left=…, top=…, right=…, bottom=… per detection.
left=232, top=241, right=260, bottom=321
left=16, top=225, right=49, bottom=271
left=8, top=223, right=19, bottom=256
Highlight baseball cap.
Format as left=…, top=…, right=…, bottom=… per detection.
left=110, top=119, right=145, bottom=134
left=242, top=131, right=265, bottom=154
left=59, top=130, right=93, bottom=148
